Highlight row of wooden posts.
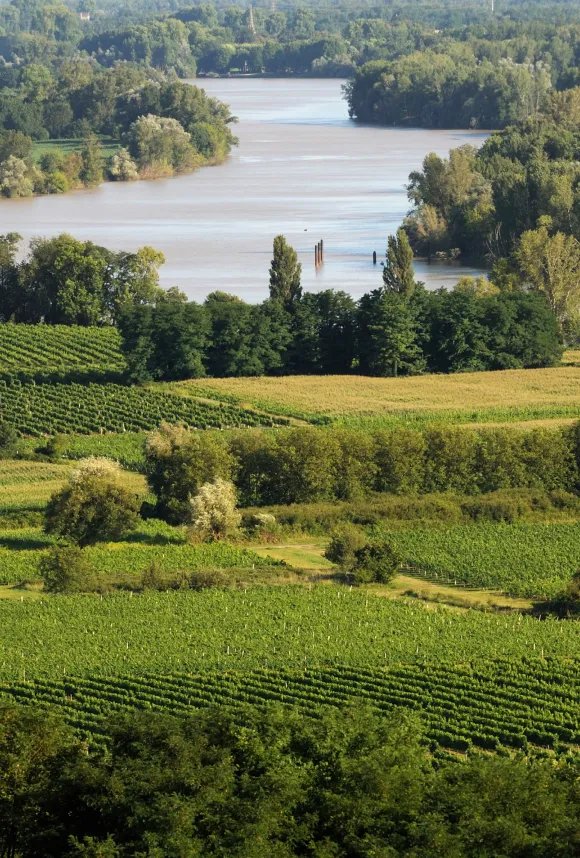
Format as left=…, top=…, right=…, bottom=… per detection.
left=315, top=239, right=324, bottom=268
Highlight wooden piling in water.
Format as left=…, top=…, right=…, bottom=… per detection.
left=320, top=239, right=324, bottom=262
left=373, top=251, right=377, bottom=265
left=315, top=244, right=319, bottom=267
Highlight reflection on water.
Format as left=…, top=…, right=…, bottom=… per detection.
left=0, top=78, right=488, bottom=301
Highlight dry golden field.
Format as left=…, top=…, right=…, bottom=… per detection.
left=169, top=365, right=580, bottom=427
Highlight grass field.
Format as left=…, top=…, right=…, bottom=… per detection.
left=32, top=137, right=120, bottom=163
left=174, top=365, right=580, bottom=427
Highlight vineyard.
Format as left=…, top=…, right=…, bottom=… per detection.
left=0, top=529, right=275, bottom=584
left=0, top=381, right=289, bottom=436
left=388, top=523, right=580, bottom=598
left=0, top=324, right=125, bottom=380
left=2, top=588, right=579, bottom=680
left=2, top=658, right=578, bottom=755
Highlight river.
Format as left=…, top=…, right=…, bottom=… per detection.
left=0, top=78, right=488, bottom=301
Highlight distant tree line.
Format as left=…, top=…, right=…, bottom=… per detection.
left=345, top=16, right=580, bottom=129
left=0, top=59, right=236, bottom=197
left=118, top=232, right=561, bottom=381
left=403, top=103, right=580, bottom=340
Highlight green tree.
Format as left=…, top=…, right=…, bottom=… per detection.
left=145, top=423, right=234, bottom=523
left=127, top=114, right=196, bottom=172
left=515, top=225, right=580, bottom=337
left=45, top=461, right=139, bottom=546
left=269, top=235, right=302, bottom=309
left=383, top=228, right=416, bottom=297
left=360, top=289, right=425, bottom=377
left=0, top=421, right=18, bottom=456
left=0, top=233, right=21, bottom=321
left=39, top=544, right=96, bottom=593
left=351, top=542, right=399, bottom=585
left=79, top=134, right=103, bottom=187
left=324, top=523, right=367, bottom=572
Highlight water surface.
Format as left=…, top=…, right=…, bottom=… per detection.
left=1, top=78, right=487, bottom=300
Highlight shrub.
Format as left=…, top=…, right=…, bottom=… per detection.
left=190, top=478, right=241, bottom=539
left=0, top=420, right=18, bottom=456
left=39, top=545, right=96, bottom=594
left=188, top=568, right=229, bottom=590
left=351, top=542, right=400, bottom=585
left=324, top=524, right=367, bottom=571
left=45, top=467, right=140, bottom=546
left=141, top=562, right=164, bottom=590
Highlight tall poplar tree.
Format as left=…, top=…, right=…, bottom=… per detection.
left=383, top=228, right=416, bottom=297
left=269, top=235, right=302, bottom=309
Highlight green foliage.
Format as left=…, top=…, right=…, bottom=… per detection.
left=358, top=289, right=425, bottom=377
left=39, top=544, right=96, bottom=593
left=126, top=114, right=198, bottom=173
left=347, top=51, right=552, bottom=129
left=351, top=541, right=399, bottom=585
left=3, top=703, right=580, bottom=857
left=226, top=425, right=577, bottom=507
left=0, top=421, right=18, bottom=456
left=383, top=228, right=416, bottom=296
left=145, top=423, right=235, bottom=523
left=45, top=474, right=140, bottom=546
left=324, top=523, right=366, bottom=570
left=79, top=134, right=103, bottom=186
left=269, top=235, right=302, bottom=309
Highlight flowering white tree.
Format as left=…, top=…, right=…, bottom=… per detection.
left=190, top=478, right=241, bottom=538
left=109, top=147, right=139, bottom=181
left=0, top=156, right=33, bottom=197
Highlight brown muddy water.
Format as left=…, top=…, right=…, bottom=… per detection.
left=0, top=78, right=488, bottom=301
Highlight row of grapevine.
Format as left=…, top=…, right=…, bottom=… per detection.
left=2, top=588, right=580, bottom=679
left=389, top=523, right=580, bottom=598
left=0, top=324, right=125, bottom=376
left=2, top=658, right=579, bottom=755
left=0, top=380, right=288, bottom=436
